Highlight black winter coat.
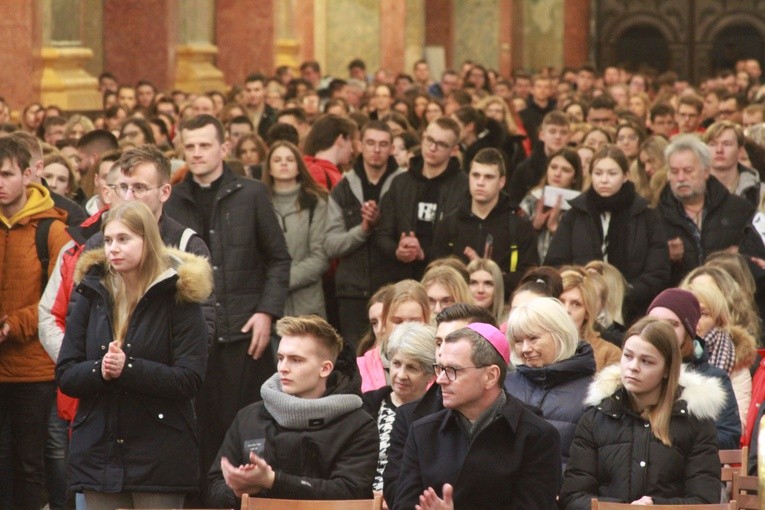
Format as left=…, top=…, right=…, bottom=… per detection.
left=559, top=365, right=724, bottom=509
left=504, top=342, right=595, bottom=465
left=207, top=344, right=379, bottom=506
left=164, top=166, right=291, bottom=342
left=56, top=249, right=212, bottom=494
left=374, top=156, right=468, bottom=283
left=393, top=391, right=561, bottom=510
left=657, top=175, right=753, bottom=285
left=431, top=193, right=538, bottom=295
left=507, top=140, right=548, bottom=204
left=545, top=192, right=670, bottom=319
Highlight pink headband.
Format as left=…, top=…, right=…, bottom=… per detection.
left=467, top=322, right=510, bottom=364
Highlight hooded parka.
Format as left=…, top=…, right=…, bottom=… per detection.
left=56, top=248, right=212, bottom=494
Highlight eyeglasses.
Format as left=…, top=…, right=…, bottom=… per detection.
left=423, top=135, right=453, bottom=151
left=432, top=363, right=488, bottom=381
left=113, top=183, right=162, bottom=198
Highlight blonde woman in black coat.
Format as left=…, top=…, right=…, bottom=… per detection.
left=57, top=202, right=212, bottom=509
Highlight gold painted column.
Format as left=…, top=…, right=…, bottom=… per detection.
left=175, top=0, right=225, bottom=93
left=39, top=0, right=100, bottom=110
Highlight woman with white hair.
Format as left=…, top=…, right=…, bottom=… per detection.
left=504, top=297, right=596, bottom=466
left=362, top=322, right=437, bottom=494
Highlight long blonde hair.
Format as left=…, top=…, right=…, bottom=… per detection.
left=467, top=258, right=505, bottom=324
left=623, top=317, right=682, bottom=447
left=102, top=201, right=170, bottom=345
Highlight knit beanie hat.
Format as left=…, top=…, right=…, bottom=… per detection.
left=647, top=288, right=700, bottom=340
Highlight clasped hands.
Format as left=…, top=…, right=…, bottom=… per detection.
left=101, top=340, right=125, bottom=380
left=221, top=451, right=275, bottom=497
left=396, top=232, right=425, bottom=263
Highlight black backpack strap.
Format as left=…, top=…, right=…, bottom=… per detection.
left=508, top=212, right=519, bottom=273
left=35, top=218, right=54, bottom=294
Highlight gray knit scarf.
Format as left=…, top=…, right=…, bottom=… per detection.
left=260, top=373, right=363, bottom=430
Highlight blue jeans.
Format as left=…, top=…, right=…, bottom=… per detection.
left=0, top=381, right=56, bottom=510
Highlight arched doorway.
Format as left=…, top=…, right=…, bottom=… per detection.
left=711, top=24, right=764, bottom=71
left=615, top=25, right=670, bottom=72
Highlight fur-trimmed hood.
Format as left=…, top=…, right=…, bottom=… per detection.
left=729, top=325, right=757, bottom=371
left=74, top=247, right=213, bottom=303
left=585, top=364, right=726, bottom=421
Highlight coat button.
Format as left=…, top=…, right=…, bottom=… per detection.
left=126, top=343, right=131, bottom=348
left=158, top=414, right=164, bottom=419
left=117, top=439, right=124, bottom=444
left=101, top=345, right=106, bottom=350
left=209, top=229, right=215, bottom=235
left=213, top=266, right=218, bottom=271
left=644, top=423, right=650, bottom=428
left=680, top=409, right=685, bottom=414
left=640, top=461, right=646, bottom=467
left=127, top=363, right=132, bottom=368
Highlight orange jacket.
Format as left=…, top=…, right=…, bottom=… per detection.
left=0, top=184, right=71, bottom=382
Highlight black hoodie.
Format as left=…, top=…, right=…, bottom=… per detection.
left=375, top=155, right=468, bottom=283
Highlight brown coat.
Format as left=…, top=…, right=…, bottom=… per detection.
left=0, top=185, right=70, bottom=382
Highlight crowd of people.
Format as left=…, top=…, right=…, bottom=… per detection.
left=2, top=55, right=765, bottom=509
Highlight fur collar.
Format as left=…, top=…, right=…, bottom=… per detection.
left=585, top=364, right=726, bottom=421
left=729, top=325, right=757, bottom=370
left=74, top=247, right=213, bottom=303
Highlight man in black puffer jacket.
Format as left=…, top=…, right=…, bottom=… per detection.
left=207, top=316, right=378, bottom=506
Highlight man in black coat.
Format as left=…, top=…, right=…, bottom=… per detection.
left=163, top=115, right=291, bottom=493
left=658, top=134, right=754, bottom=285
left=207, top=316, right=378, bottom=506
left=382, top=304, right=497, bottom=507
left=432, top=148, right=538, bottom=297
left=393, top=322, right=560, bottom=510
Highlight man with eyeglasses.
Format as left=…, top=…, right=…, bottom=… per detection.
left=393, top=323, right=560, bottom=510
left=674, top=94, right=705, bottom=135
left=715, top=92, right=745, bottom=125
left=375, top=117, right=468, bottom=284
left=648, top=103, right=676, bottom=140
left=325, top=121, right=404, bottom=346
left=383, top=304, right=496, bottom=508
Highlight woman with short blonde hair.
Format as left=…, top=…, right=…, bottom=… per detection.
left=505, top=297, right=596, bottom=464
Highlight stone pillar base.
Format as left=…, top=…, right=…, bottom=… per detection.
left=40, top=46, right=100, bottom=111
left=174, top=44, right=226, bottom=94
left=275, top=39, right=300, bottom=72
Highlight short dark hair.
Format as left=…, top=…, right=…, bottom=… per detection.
left=360, top=120, right=392, bottom=140
left=303, top=114, right=356, bottom=155
left=265, top=123, right=299, bottom=146
left=472, top=148, right=506, bottom=177
left=590, top=95, right=617, bottom=111
left=348, top=58, right=366, bottom=71
left=430, top=116, right=462, bottom=142
left=228, top=115, right=254, bottom=131
left=300, top=60, right=321, bottom=73
left=180, top=114, right=225, bottom=144
left=650, top=102, right=675, bottom=121
left=453, top=106, right=487, bottom=134
left=77, top=129, right=119, bottom=153
left=43, top=116, right=67, bottom=132
left=277, top=107, right=308, bottom=124
left=677, top=94, right=704, bottom=114
left=435, top=303, right=497, bottom=327
left=0, top=137, right=32, bottom=173
left=245, top=73, right=266, bottom=86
